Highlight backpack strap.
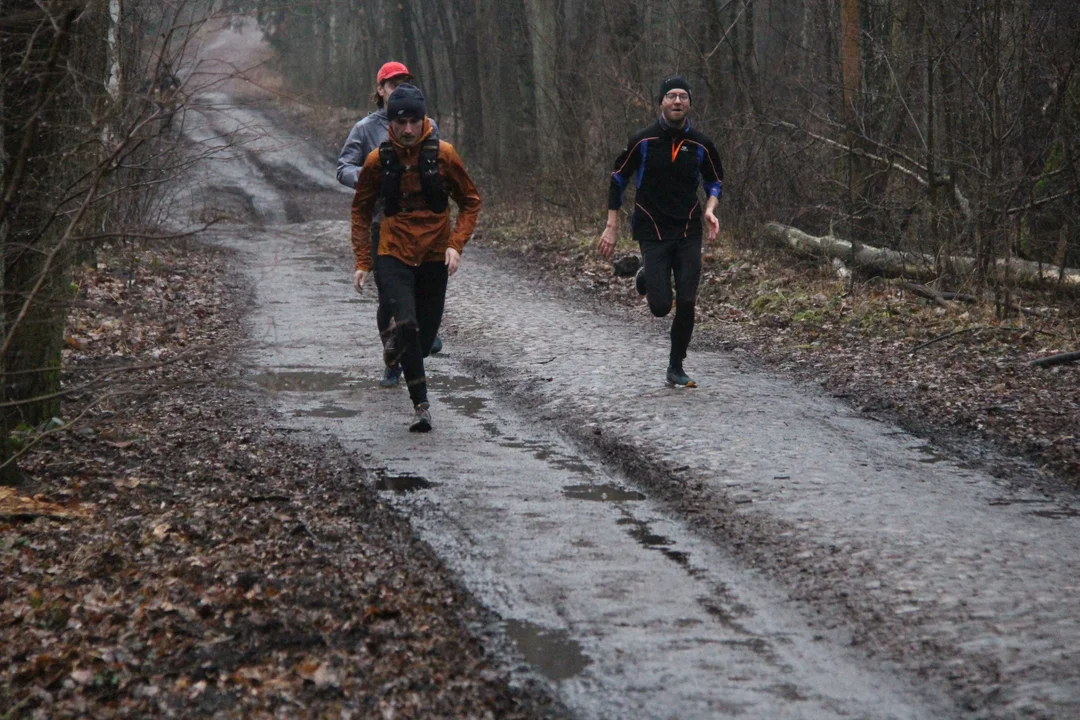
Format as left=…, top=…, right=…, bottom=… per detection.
left=418, top=139, right=448, bottom=214
left=379, top=141, right=402, bottom=217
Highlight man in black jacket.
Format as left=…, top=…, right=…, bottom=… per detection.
left=597, top=75, right=723, bottom=387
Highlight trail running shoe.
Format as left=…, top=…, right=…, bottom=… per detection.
left=430, top=335, right=443, bottom=355
left=666, top=365, right=697, bottom=388
left=379, top=364, right=402, bottom=388
left=635, top=266, right=647, bottom=296
left=409, top=402, right=432, bottom=432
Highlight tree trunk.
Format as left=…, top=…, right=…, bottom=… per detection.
left=839, top=0, right=862, bottom=214
left=524, top=0, right=558, bottom=189
left=1, top=3, right=80, bottom=483
left=454, top=0, right=484, bottom=159
left=1, top=1, right=110, bottom=484
left=839, top=0, right=861, bottom=111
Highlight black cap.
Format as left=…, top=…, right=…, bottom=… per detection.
left=387, top=83, right=426, bottom=120
left=657, top=75, right=692, bottom=104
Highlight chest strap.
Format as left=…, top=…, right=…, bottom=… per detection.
left=379, top=138, right=448, bottom=216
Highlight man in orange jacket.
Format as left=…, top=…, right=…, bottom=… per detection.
left=351, top=84, right=481, bottom=431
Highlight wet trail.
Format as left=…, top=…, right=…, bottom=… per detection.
left=175, top=89, right=1080, bottom=719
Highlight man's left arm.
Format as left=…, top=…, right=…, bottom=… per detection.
left=350, top=150, right=382, bottom=290
left=337, top=121, right=368, bottom=189
left=442, top=143, right=482, bottom=274
left=700, top=138, right=724, bottom=242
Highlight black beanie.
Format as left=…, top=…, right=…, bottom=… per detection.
left=387, top=83, right=426, bottom=120
left=657, top=75, right=692, bottom=104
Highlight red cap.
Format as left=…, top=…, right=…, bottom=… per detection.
left=377, top=61, right=411, bottom=85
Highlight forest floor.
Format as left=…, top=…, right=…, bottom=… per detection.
left=0, top=243, right=565, bottom=718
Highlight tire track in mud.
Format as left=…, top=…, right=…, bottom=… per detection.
left=442, top=247, right=1080, bottom=720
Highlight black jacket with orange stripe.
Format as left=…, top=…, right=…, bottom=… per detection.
left=608, top=117, right=723, bottom=243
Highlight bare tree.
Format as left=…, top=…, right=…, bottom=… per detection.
left=1, top=0, right=228, bottom=483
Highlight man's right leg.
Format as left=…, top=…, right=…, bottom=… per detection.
left=414, top=261, right=449, bottom=357
left=639, top=239, right=676, bottom=318
left=372, top=224, right=402, bottom=387
left=667, top=235, right=703, bottom=387
left=375, top=255, right=433, bottom=432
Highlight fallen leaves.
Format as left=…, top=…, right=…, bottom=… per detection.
left=2, top=240, right=559, bottom=719
left=296, top=657, right=343, bottom=688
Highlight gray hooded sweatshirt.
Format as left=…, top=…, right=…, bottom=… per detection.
left=336, top=108, right=440, bottom=188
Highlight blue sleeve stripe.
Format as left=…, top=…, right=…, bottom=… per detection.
left=706, top=181, right=722, bottom=199
left=635, top=142, right=648, bottom=189
left=611, top=172, right=627, bottom=188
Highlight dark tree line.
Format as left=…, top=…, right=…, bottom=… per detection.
left=248, top=0, right=1079, bottom=271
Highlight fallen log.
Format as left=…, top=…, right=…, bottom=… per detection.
left=762, top=222, right=1080, bottom=289
left=1031, top=351, right=1080, bottom=368
left=940, top=291, right=978, bottom=303
left=0, top=487, right=86, bottom=521
left=901, top=282, right=948, bottom=308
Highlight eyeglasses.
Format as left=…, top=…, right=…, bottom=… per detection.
left=664, top=92, right=689, bottom=102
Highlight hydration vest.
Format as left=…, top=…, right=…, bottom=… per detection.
left=378, top=138, right=448, bottom=216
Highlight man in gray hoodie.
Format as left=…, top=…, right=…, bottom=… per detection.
left=337, top=61, right=442, bottom=388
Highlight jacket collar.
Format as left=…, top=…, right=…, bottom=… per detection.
left=658, top=114, right=691, bottom=135
left=388, top=117, right=434, bottom=154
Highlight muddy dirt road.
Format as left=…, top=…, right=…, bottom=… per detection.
left=176, top=89, right=1080, bottom=719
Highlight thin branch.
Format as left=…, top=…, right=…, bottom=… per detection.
left=703, top=0, right=748, bottom=61
left=911, top=327, right=982, bottom=353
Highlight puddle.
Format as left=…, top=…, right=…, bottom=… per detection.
left=290, top=255, right=330, bottom=262
left=313, top=265, right=336, bottom=272
left=699, top=599, right=753, bottom=634
left=374, top=473, right=437, bottom=493
left=989, top=497, right=1052, bottom=506
left=563, top=484, right=645, bottom=502
left=429, top=375, right=487, bottom=418
left=253, top=370, right=350, bottom=392
left=500, top=438, right=594, bottom=475
left=294, top=402, right=359, bottom=419
left=1032, top=508, right=1080, bottom=519
left=661, top=549, right=692, bottom=567
left=429, top=374, right=484, bottom=393
left=911, top=445, right=949, bottom=464
left=615, top=515, right=704, bottom=575
left=441, top=395, right=486, bottom=418
left=504, top=618, right=591, bottom=681
left=617, top=517, right=675, bottom=547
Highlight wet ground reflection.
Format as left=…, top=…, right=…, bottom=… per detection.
left=504, top=618, right=591, bottom=681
